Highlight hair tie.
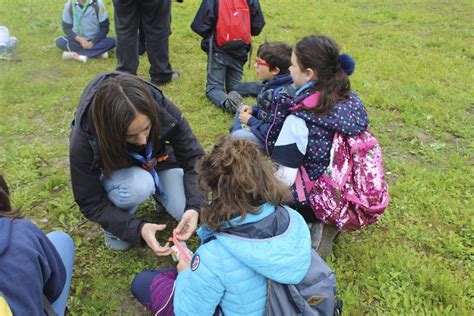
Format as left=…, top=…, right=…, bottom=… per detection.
left=337, top=53, right=356, bottom=76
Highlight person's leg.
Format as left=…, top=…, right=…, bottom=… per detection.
left=113, top=0, right=140, bottom=74
left=102, top=166, right=155, bottom=250
left=206, top=52, right=230, bottom=110
left=138, top=23, right=146, bottom=55
left=81, top=37, right=116, bottom=58
left=47, top=231, right=75, bottom=316
left=225, top=57, right=245, bottom=93
left=155, top=168, right=186, bottom=220
left=230, top=129, right=263, bottom=147
left=55, top=36, right=83, bottom=52
left=141, top=0, right=173, bottom=84
left=235, top=81, right=264, bottom=97
left=131, top=268, right=177, bottom=311
left=230, top=106, right=244, bottom=132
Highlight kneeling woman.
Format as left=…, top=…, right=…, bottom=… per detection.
left=69, top=72, right=206, bottom=254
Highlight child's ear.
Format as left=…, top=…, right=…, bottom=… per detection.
left=270, top=67, right=280, bottom=76
left=304, top=68, right=317, bottom=81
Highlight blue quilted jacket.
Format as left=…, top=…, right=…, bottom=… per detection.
left=174, top=203, right=312, bottom=315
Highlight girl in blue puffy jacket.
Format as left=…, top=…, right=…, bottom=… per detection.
left=131, top=138, right=313, bottom=315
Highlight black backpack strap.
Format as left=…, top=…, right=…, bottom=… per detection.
left=69, top=0, right=100, bottom=22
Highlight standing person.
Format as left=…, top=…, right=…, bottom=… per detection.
left=191, top=0, right=265, bottom=113
left=0, top=175, right=75, bottom=316
left=267, top=35, right=369, bottom=256
left=55, top=0, right=116, bottom=62
left=113, top=0, right=178, bottom=85
left=230, top=41, right=294, bottom=146
left=131, top=138, right=312, bottom=315
left=69, top=72, right=206, bottom=253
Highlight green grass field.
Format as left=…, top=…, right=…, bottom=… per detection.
left=0, top=0, right=473, bottom=314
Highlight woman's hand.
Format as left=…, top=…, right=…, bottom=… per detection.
left=140, top=223, right=172, bottom=256
left=177, top=256, right=191, bottom=273
left=175, top=209, right=199, bottom=241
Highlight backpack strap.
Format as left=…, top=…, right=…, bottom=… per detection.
left=69, top=0, right=100, bottom=22
left=295, top=166, right=314, bottom=203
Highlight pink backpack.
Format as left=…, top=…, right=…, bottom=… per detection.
left=295, top=131, right=389, bottom=232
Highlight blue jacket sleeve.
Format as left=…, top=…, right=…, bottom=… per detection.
left=312, top=94, right=369, bottom=135
left=248, top=0, right=265, bottom=36
left=91, top=19, right=109, bottom=44
left=174, top=247, right=225, bottom=315
left=248, top=117, right=269, bottom=142
left=191, top=0, right=217, bottom=39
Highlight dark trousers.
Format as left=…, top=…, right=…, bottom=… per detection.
left=55, top=36, right=115, bottom=58
left=113, top=0, right=173, bottom=84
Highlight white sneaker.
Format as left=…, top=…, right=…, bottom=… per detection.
left=100, top=52, right=109, bottom=59
left=74, top=54, right=87, bottom=63
left=62, top=51, right=76, bottom=60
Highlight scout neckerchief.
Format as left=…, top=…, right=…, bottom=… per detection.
left=72, top=0, right=92, bottom=35
left=128, top=141, right=165, bottom=197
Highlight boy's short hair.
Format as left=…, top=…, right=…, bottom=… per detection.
left=257, top=41, right=292, bottom=74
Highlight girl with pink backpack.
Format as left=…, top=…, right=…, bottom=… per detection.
left=267, top=35, right=388, bottom=256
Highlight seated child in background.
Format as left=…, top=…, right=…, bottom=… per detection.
left=131, top=138, right=312, bottom=315
left=191, top=0, right=265, bottom=113
left=0, top=26, right=19, bottom=61
left=0, top=175, right=75, bottom=315
left=230, top=41, right=294, bottom=146
left=55, top=0, right=115, bottom=63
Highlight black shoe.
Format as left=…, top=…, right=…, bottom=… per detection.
left=222, top=91, right=245, bottom=113
left=152, top=71, right=180, bottom=86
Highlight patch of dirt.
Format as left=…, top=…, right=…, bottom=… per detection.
left=29, top=67, right=62, bottom=84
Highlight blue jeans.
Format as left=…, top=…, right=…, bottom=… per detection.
left=206, top=51, right=245, bottom=109
left=236, top=81, right=263, bottom=97
left=101, top=166, right=186, bottom=250
left=230, top=106, right=263, bottom=147
left=48, top=231, right=75, bottom=316
left=55, top=36, right=116, bottom=58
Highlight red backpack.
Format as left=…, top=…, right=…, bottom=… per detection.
left=295, top=131, right=389, bottom=232
left=215, top=0, right=251, bottom=48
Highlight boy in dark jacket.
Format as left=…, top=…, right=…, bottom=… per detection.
left=230, top=41, right=294, bottom=145
left=191, top=0, right=265, bottom=113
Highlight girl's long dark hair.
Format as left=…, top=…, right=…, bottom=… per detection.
left=196, top=138, right=291, bottom=230
left=0, top=175, right=22, bottom=218
left=91, top=74, right=160, bottom=177
left=295, top=35, right=350, bottom=115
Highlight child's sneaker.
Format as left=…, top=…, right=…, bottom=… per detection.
left=100, top=52, right=109, bottom=59
left=223, top=91, right=246, bottom=113
left=62, top=51, right=76, bottom=60
left=74, top=54, right=87, bottom=63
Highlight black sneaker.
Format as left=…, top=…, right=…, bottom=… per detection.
left=222, top=91, right=245, bottom=113
left=152, top=71, right=180, bottom=86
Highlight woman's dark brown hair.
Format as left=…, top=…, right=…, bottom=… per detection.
left=196, top=138, right=291, bottom=230
left=0, top=175, right=22, bottom=218
left=91, top=73, right=160, bottom=177
left=294, top=35, right=350, bottom=115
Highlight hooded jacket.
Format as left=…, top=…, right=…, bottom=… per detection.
left=174, top=204, right=312, bottom=315
left=69, top=72, right=206, bottom=246
left=0, top=217, right=66, bottom=315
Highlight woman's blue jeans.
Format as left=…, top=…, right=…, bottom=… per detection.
left=101, top=166, right=186, bottom=250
